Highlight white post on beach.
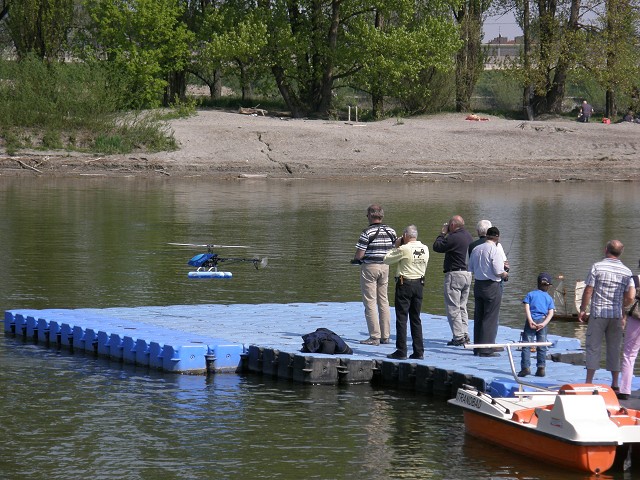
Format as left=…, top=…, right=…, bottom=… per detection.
left=355, top=106, right=358, bottom=123
left=348, top=106, right=351, bottom=122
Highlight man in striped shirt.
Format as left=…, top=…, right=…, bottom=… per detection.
left=579, top=240, right=636, bottom=389
left=353, top=204, right=397, bottom=346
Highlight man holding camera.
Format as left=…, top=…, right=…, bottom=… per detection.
left=433, top=215, right=474, bottom=346
left=384, top=225, right=429, bottom=360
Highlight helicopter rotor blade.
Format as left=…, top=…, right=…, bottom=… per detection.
left=215, top=256, right=268, bottom=269
left=168, top=242, right=251, bottom=249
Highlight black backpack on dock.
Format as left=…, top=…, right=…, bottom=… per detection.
left=301, top=328, right=353, bottom=355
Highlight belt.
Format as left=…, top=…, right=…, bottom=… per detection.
left=396, top=276, right=424, bottom=284
left=444, top=268, right=467, bottom=273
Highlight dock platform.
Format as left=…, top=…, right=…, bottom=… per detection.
left=4, top=302, right=638, bottom=398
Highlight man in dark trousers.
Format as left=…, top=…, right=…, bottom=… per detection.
left=433, top=215, right=474, bottom=346
left=579, top=100, right=594, bottom=122
left=468, top=227, right=509, bottom=356
left=384, top=225, right=429, bottom=360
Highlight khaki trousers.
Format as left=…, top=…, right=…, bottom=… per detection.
left=360, top=263, right=391, bottom=340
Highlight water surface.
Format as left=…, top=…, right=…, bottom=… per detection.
left=1, top=178, right=636, bottom=479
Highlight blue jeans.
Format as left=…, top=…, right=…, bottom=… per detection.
left=520, top=323, right=548, bottom=369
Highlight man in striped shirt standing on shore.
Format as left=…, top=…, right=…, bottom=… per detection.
left=353, top=204, right=397, bottom=346
left=579, top=240, right=636, bottom=390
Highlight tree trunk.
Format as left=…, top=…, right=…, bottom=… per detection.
left=454, top=2, right=484, bottom=112
left=164, top=70, right=187, bottom=106
left=367, top=8, right=385, bottom=118
left=212, top=68, right=222, bottom=99
left=272, top=65, right=304, bottom=117
left=238, top=61, right=252, bottom=102
left=604, top=0, right=619, bottom=119
left=317, top=0, right=341, bottom=115
left=606, top=89, right=616, bottom=119
left=371, top=92, right=384, bottom=119
left=0, top=2, right=9, bottom=22
left=544, top=0, right=579, bottom=113
left=531, top=0, right=556, bottom=115
left=522, top=0, right=533, bottom=118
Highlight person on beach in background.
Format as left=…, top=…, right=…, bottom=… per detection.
left=579, top=240, right=635, bottom=394
left=384, top=225, right=429, bottom=360
left=433, top=215, right=474, bottom=347
left=353, top=204, right=397, bottom=346
left=467, top=226, right=509, bottom=357
left=579, top=100, right=594, bottom=122
left=619, top=263, right=640, bottom=400
left=518, top=273, right=555, bottom=378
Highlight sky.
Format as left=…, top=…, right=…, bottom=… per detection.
left=484, top=12, right=523, bottom=41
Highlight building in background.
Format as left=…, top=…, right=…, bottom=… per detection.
left=483, top=35, right=524, bottom=69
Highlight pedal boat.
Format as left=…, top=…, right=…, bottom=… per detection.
left=448, top=343, right=640, bottom=475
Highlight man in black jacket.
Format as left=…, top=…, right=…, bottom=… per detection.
left=433, top=215, right=473, bottom=346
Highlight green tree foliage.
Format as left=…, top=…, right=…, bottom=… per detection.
left=498, top=0, right=639, bottom=117
left=349, top=2, right=461, bottom=117
left=453, top=0, right=490, bottom=112
left=6, top=0, right=74, bottom=59
left=84, top=0, right=195, bottom=109
left=584, top=0, right=640, bottom=117
left=497, top=0, right=581, bottom=115
left=196, top=4, right=269, bottom=101
left=0, top=54, right=176, bottom=155
left=259, top=0, right=460, bottom=117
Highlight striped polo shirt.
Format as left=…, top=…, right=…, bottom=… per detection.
left=585, top=257, right=633, bottom=318
left=356, top=223, right=397, bottom=264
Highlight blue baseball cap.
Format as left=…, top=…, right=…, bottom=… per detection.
left=538, top=272, right=553, bottom=285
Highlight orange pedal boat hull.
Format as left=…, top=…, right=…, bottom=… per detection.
left=463, top=410, right=616, bottom=474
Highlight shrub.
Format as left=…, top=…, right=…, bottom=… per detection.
left=0, top=56, right=176, bottom=155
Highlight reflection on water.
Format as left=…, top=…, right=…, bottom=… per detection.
left=1, top=178, right=638, bottom=479
left=1, top=334, right=620, bottom=480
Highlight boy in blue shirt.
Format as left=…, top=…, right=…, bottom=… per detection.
left=518, top=272, right=555, bottom=377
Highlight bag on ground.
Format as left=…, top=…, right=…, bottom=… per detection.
left=301, top=328, right=353, bottom=354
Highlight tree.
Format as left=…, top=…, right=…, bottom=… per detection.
left=84, top=0, right=194, bottom=108
left=259, top=0, right=461, bottom=118
left=177, top=0, right=221, bottom=98
left=531, top=0, right=582, bottom=114
left=5, top=0, right=74, bottom=59
left=587, top=0, right=640, bottom=118
left=0, top=1, right=9, bottom=22
left=195, top=3, right=269, bottom=101
left=502, top=0, right=585, bottom=115
left=350, top=11, right=460, bottom=117
left=453, top=0, right=491, bottom=112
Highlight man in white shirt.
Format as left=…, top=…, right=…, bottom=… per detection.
left=468, top=227, right=509, bottom=357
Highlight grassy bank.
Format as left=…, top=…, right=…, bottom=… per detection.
left=0, top=56, right=179, bottom=156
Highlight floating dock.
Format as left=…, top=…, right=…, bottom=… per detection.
left=4, top=302, right=638, bottom=398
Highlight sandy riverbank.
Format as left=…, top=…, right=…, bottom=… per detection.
left=1, top=110, right=638, bottom=181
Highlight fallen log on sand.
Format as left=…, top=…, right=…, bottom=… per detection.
left=239, top=107, right=268, bottom=116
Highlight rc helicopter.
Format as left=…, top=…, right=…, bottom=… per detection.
left=169, top=243, right=268, bottom=279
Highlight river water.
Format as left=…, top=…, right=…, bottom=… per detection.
left=1, top=177, right=638, bottom=479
